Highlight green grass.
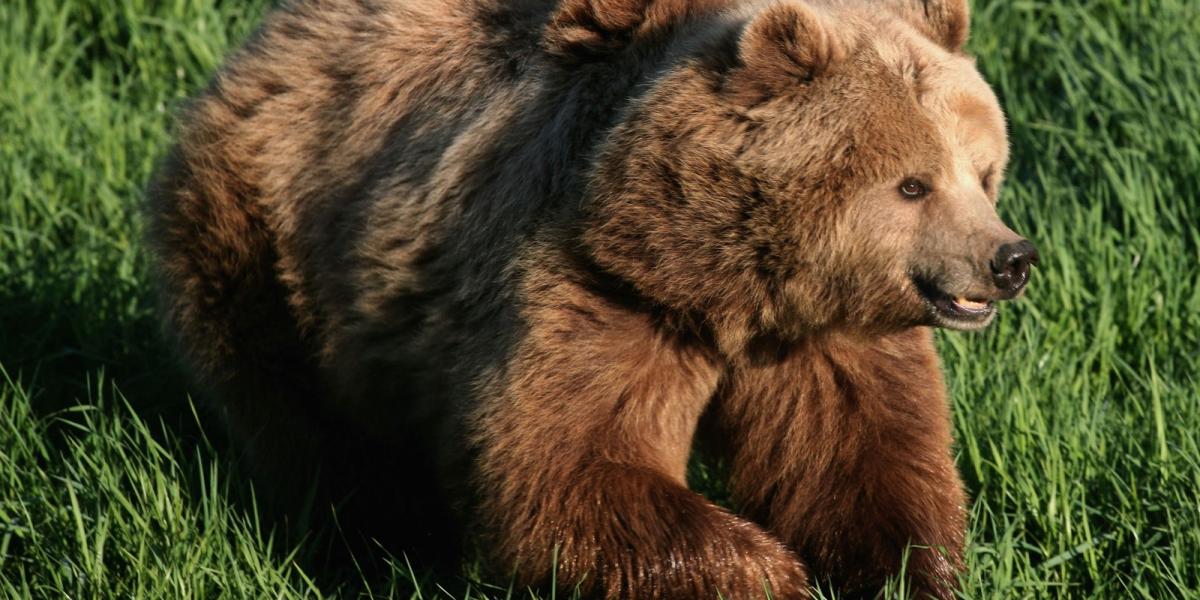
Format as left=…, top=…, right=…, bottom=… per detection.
left=1, top=0, right=1198, bottom=597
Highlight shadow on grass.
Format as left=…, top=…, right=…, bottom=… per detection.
left=0, top=278, right=495, bottom=597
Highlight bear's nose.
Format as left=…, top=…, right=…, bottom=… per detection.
left=991, top=240, right=1039, bottom=296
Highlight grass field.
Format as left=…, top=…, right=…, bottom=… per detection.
left=2, top=0, right=1199, bottom=597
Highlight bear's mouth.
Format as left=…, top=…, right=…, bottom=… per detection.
left=912, top=276, right=996, bottom=331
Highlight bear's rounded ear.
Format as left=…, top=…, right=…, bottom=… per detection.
left=738, top=1, right=840, bottom=85
left=882, top=0, right=971, bottom=51
left=544, top=0, right=724, bottom=61
left=544, top=0, right=646, bottom=59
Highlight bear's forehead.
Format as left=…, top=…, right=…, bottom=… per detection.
left=865, top=22, right=1008, bottom=168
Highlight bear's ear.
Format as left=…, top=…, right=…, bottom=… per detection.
left=881, top=0, right=971, bottom=51
left=544, top=0, right=723, bottom=60
left=738, top=1, right=840, bottom=85
left=544, top=0, right=645, bottom=59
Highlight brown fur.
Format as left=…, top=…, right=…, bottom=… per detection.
left=146, top=0, right=1030, bottom=597
left=711, top=328, right=965, bottom=597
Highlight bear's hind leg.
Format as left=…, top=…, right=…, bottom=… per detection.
left=145, top=136, right=325, bottom=483
left=146, top=139, right=461, bottom=568
left=143, top=140, right=352, bottom=538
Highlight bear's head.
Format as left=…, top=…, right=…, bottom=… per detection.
left=570, top=0, right=1038, bottom=345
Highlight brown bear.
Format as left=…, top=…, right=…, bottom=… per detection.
left=145, top=0, right=1038, bottom=597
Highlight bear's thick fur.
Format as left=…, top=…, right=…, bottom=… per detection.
left=145, top=0, right=1037, bottom=597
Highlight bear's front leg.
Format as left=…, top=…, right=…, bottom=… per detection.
left=469, top=285, right=808, bottom=599
left=712, top=328, right=966, bottom=599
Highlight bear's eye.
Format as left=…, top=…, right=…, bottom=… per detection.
left=898, top=179, right=929, bottom=199
left=981, top=167, right=996, bottom=192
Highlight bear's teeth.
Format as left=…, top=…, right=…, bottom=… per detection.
left=955, top=297, right=990, bottom=310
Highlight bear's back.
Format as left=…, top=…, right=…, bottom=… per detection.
left=147, top=0, right=661, bottom=430
left=243, top=2, right=535, bottom=323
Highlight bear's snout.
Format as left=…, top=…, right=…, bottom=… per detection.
left=990, top=239, right=1039, bottom=298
